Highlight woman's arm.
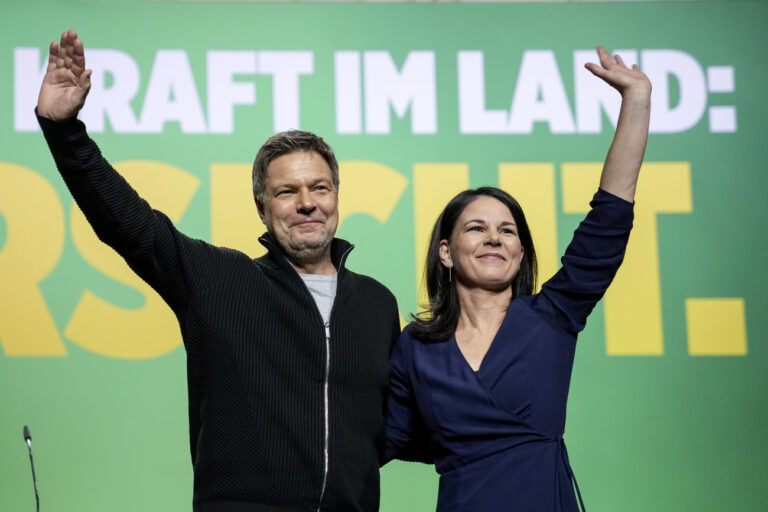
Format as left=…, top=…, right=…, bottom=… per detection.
left=382, top=332, right=432, bottom=466
left=531, top=46, right=648, bottom=333
left=586, top=45, right=652, bottom=202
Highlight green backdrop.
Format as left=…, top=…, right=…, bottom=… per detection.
left=1, top=1, right=766, bottom=510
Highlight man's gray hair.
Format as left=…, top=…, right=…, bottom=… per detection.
left=252, top=130, right=340, bottom=203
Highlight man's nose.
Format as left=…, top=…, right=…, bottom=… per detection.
left=297, top=188, right=316, bottom=212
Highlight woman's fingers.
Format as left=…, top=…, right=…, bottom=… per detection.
left=597, top=45, right=613, bottom=69
left=584, top=61, right=608, bottom=80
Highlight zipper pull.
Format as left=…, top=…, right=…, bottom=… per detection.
left=324, top=321, right=331, bottom=340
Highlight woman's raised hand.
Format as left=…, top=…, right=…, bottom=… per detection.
left=587, top=45, right=652, bottom=202
left=585, top=45, right=651, bottom=102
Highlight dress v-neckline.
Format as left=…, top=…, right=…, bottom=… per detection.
left=452, top=314, right=506, bottom=375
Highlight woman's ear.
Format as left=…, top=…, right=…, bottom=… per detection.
left=439, top=240, right=453, bottom=268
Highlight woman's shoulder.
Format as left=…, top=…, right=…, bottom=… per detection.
left=398, top=322, right=421, bottom=344
left=390, top=324, right=420, bottom=369
left=400, top=321, right=454, bottom=345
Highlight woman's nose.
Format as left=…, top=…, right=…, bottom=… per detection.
left=484, top=230, right=501, bottom=246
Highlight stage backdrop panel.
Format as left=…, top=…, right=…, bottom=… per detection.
left=1, top=1, right=766, bottom=510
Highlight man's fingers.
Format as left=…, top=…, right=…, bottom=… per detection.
left=52, top=30, right=86, bottom=77
left=614, top=54, right=626, bottom=68
left=55, top=48, right=65, bottom=69
left=62, top=29, right=77, bottom=45
left=72, top=37, right=86, bottom=70
left=46, top=41, right=58, bottom=73
left=73, top=37, right=85, bottom=57
left=64, top=35, right=75, bottom=62
left=79, top=69, right=93, bottom=90
left=57, top=32, right=69, bottom=67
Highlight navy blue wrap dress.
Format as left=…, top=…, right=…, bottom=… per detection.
left=384, top=189, right=634, bottom=511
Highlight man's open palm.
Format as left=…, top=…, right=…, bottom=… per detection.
left=37, top=29, right=92, bottom=120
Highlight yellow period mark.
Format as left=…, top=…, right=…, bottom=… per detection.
left=686, top=298, right=747, bottom=356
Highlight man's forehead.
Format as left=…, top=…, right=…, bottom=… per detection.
left=265, top=151, right=333, bottom=184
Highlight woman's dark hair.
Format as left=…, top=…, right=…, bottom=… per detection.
left=409, top=187, right=537, bottom=342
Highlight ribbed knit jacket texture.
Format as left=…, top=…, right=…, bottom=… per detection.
left=38, top=113, right=401, bottom=512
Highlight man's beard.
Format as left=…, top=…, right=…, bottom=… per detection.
left=285, top=231, right=333, bottom=265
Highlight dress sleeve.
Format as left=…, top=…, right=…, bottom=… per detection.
left=38, top=112, right=214, bottom=313
left=382, top=330, right=432, bottom=465
left=533, top=188, right=634, bottom=335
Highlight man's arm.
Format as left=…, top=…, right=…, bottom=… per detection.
left=585, top=45, right=652, bottom=202
left=37, top=30, right=208, bottom=311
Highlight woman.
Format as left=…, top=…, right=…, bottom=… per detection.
left=384, top=46, right=651, bottom=511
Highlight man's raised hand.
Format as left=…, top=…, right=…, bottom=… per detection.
left=37, top=30, right=92, bottom=120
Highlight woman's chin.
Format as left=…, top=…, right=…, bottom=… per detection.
left=461, top=276, right=514, bottom=293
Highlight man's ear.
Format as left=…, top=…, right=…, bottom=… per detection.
left=255, top=197, right=266, bottom=223
left=439, top=240, right=453, bottom=268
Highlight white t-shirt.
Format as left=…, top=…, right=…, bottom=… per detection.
left=298, top=273, right=338, bottom=325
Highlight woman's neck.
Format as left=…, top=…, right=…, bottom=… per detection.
left=455, top=284, right=512, bottom=334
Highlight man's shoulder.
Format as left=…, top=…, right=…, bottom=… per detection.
left=186, top=235, right=260, bottom=268
left=343, top=268, right=393, bottom=292
left=343, top=269, right=397, bottom=303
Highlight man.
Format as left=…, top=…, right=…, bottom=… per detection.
left=37, top=30, right=400, bottom=511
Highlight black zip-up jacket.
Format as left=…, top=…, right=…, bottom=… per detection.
left=38, top=113, right=401, bottom=511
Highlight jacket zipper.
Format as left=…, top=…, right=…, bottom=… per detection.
left=258, top=235, right=354, bottom=511
left=316, top=245, right=353, bottom=512
left=316, top=321, right=331, bottom=512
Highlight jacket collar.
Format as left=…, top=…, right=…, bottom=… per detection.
left=257, top=232, right=354, bottom=273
